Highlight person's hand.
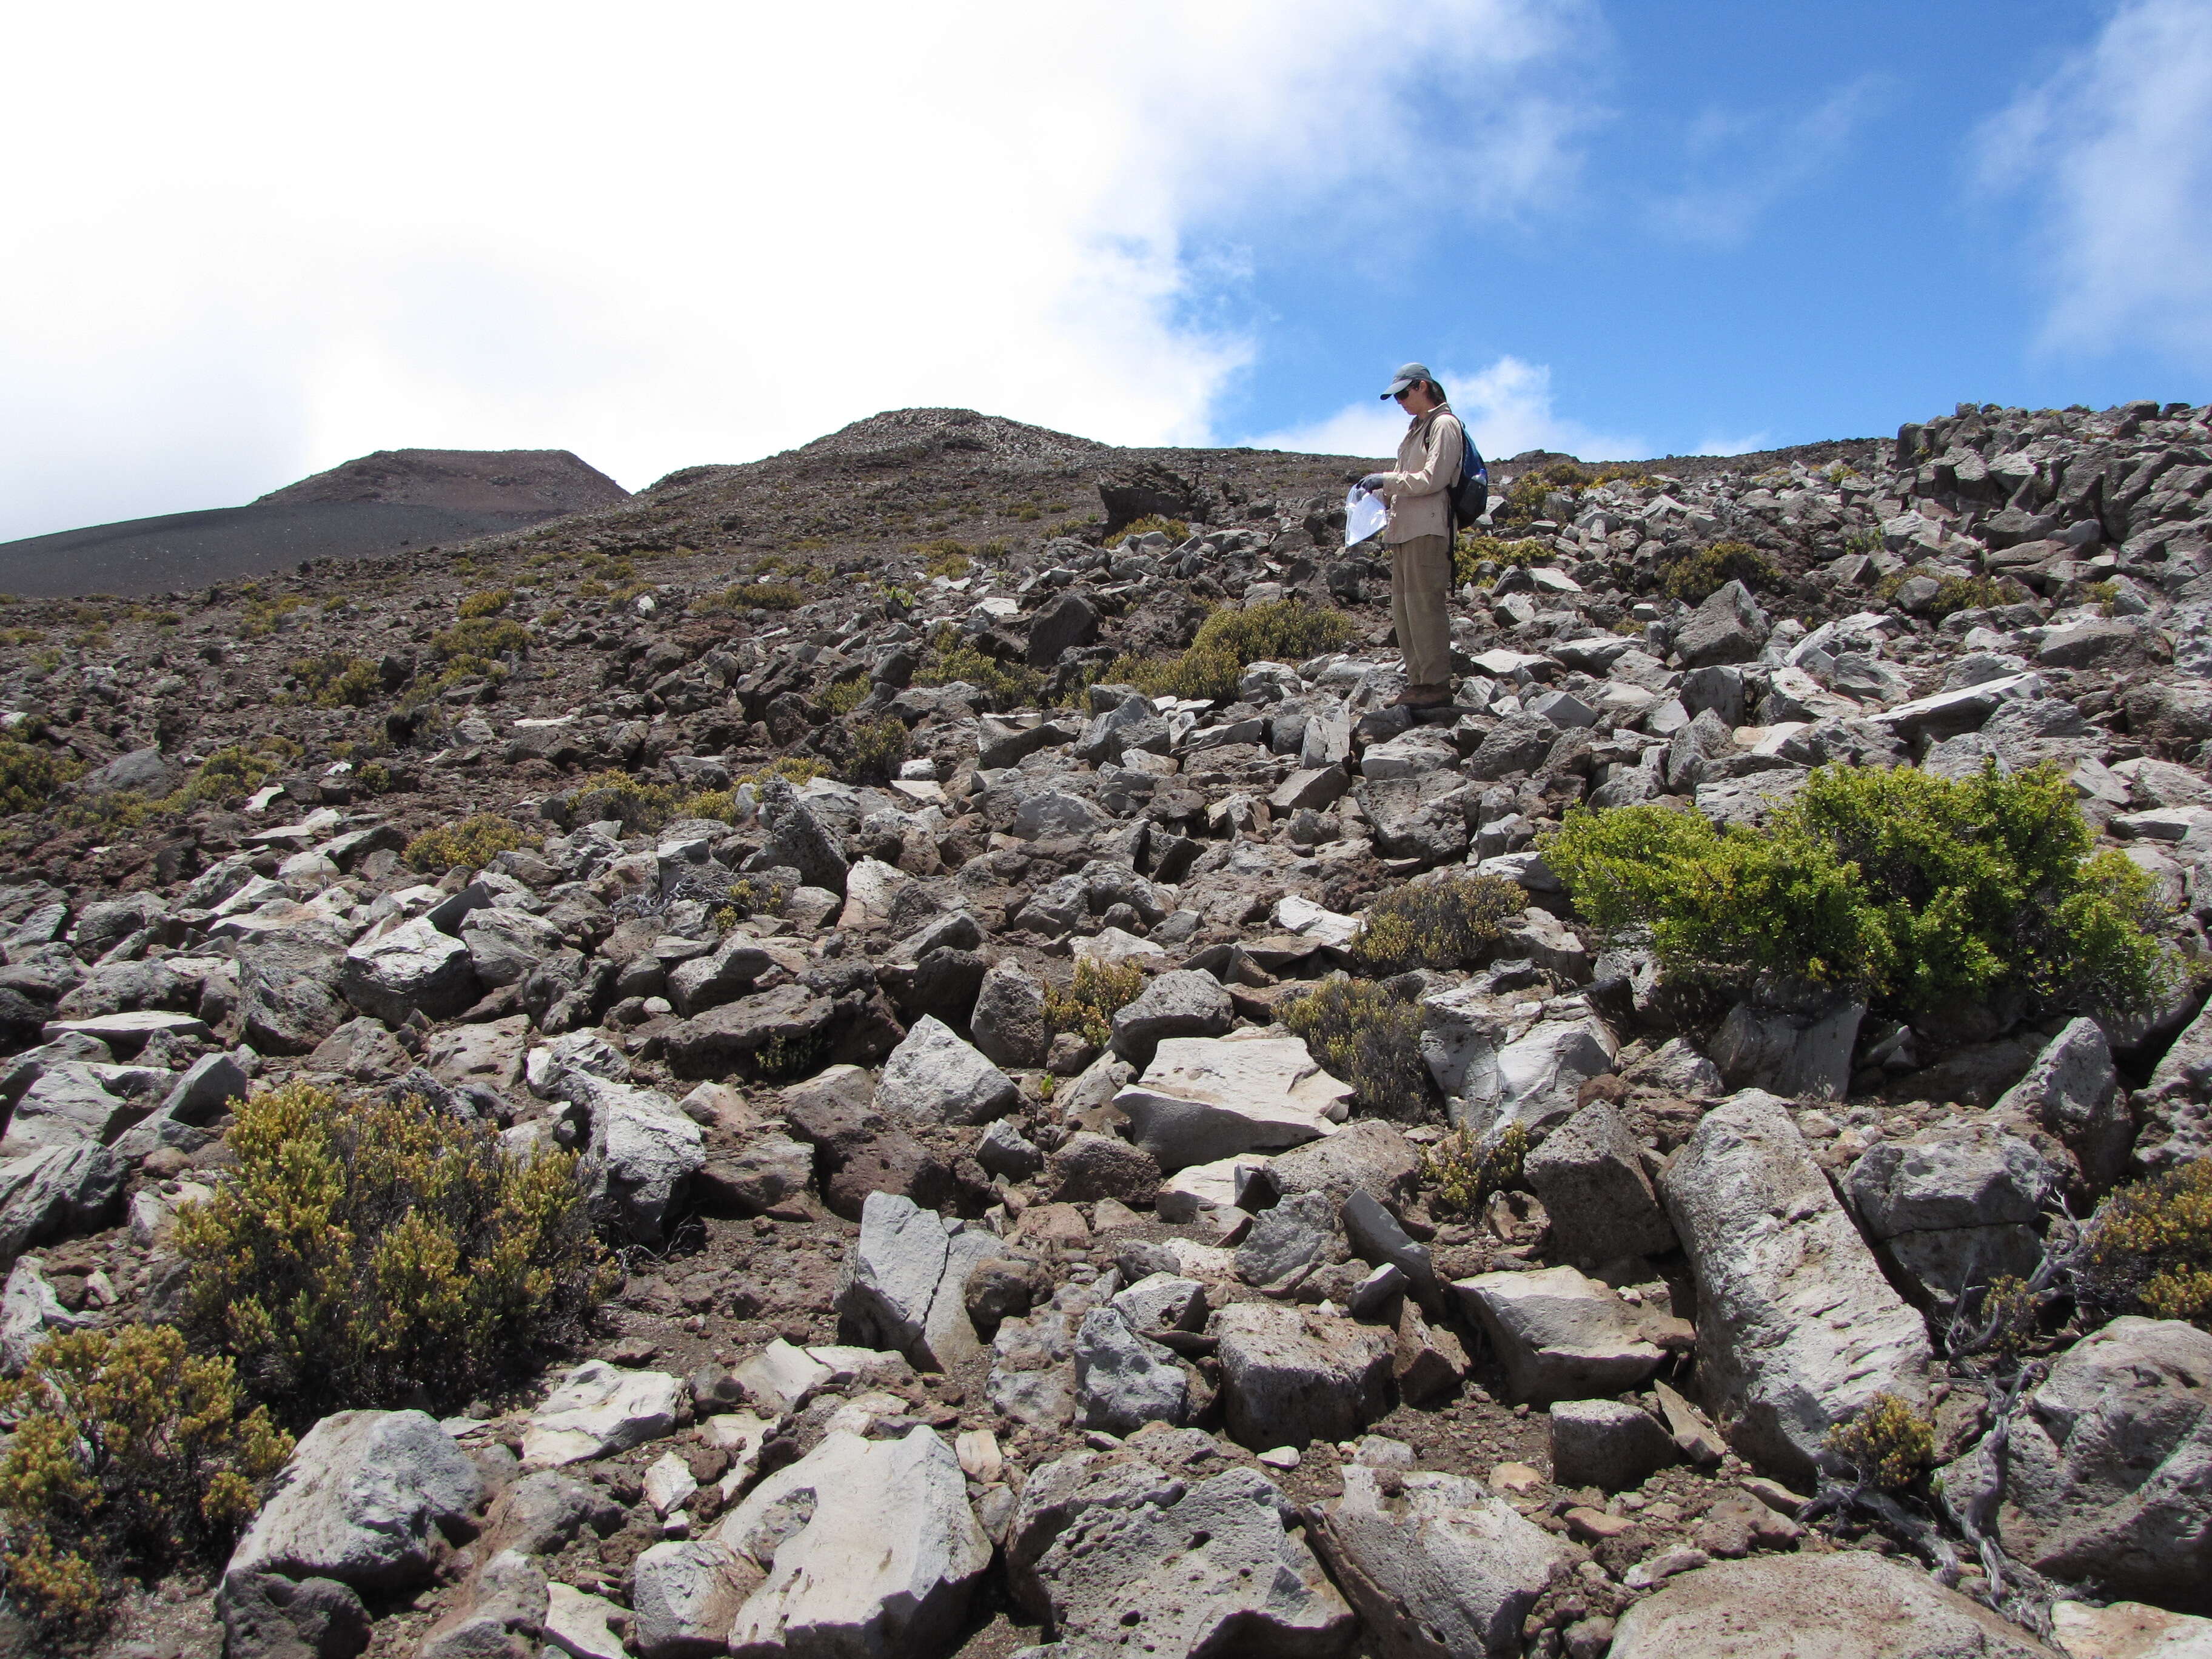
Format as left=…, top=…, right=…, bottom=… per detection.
left=1358, top=473, right=1389, bottom=494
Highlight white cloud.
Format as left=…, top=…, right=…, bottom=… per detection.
left=1648, top=76, right=1888, bottom=247
left=1242, top=355, right=1646, bottom=463
left=1976, top=0, right=2212, bottom=362
left=1688, top=429, right=1774, bottom=458
left=0, top=0, right=1601, bottom=541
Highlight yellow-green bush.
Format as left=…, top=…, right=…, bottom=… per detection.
left=0, top=737, right=72, bottom=815
left=1544, top=762, right=2173, bottom=1022
left=175, top=1081, right=611, bottom=1423
left=557, top=770, right=743, bottom=834
left=1350, top=875, right=1526, bottom=976
left=0, top=1324, right=292, bottom=1632
left=734, top=756, right=830, bottom=791
left=289, top=651, right=380, bottom=708
left=845, top=717, right=910, bottom=785
left=1823, top=1392, right=1936, bottom=1489
left=1422, top=1122, right=1529, bottom=1216
left=427, top=615, right=529, bottom=666
left=2082, top=1158, right=2212, bottom=1330
left=916, top=538, right=973, bottom=578
left=822, top=675, right=870, bottom=715
left=1453, top=534, right=1552, bottom=586
left=457, top=587, right=514, bottom=618
left=1928, top=574, right=2028, bottom=618
left=1104, top=599, right=1355, bottom=703
left=915, top=633, right=1044, bottom=711
left=403, top=813, right=529, bottom=872
left=239, top=593, right=305, bottom=638
left=170, top=740, right=300, bottom=811
left=1044, top=960, right=1146, bottom=1049
left=1282, top=979, right=1432, bottom=1119
left=1662, top=540, right=1778, bottom=603
left=746, top=583, right=807, bottom=611
left=1105, top=514, right=1188, bottom=548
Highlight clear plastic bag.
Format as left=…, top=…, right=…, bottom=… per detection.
left=1344, top=485, right=1386, bottom=547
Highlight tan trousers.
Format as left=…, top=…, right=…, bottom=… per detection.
left=1389, top=533, right=1453, bottom=691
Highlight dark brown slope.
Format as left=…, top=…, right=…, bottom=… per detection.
left=255, top=447, right=629, bottom=515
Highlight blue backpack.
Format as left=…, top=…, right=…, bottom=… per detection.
left=1449, top=421, right=1490, bottom=528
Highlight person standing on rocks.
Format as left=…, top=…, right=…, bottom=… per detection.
left=1359, top=362, right=1466, bottom=709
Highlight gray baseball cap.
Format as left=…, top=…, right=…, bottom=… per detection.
left=1381, top=361, right=1434, bottom=400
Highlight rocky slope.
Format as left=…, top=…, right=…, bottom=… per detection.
left=0, top=397, right=2207, bottom=1659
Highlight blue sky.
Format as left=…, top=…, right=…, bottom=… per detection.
left=1, top=1, right=2208, bottom=541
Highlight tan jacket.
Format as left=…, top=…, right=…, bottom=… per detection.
left=1380, top=403, right=1464, bottom=545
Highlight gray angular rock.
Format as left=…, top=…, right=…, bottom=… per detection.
left=1608, top=1550, right=2054, bottom=1659
left=1940, top=1316, right=2211, bottom=1610
left=460, top=907, right=565, bottom=990
left=236, top=926, right=350, bottom=1056
left=226, top=1409, right=487, bottom=1589
left=0, top=1140, right=123, bottom=1267
left=876, top=1013, right=1018, bottom=1125
left=419, top=1548, right=548, bottom=1659
left=340, top=916, right=479, bottom=1025
left=1846, top=1120, right=2054, bottom=1309
left=482, top=1470, right=622, bottom=1557
left=1027, top=592, right=1100, bottom=666
left=970, top=959, right=1050, bottom=1068
left=567, top=1074, right=706, bottom=1246
left=1112, top=1034, right=1352, bottom=1173
left=1111, top=1272, right=1207, bottom=1335
left=0, top=1256, right=96, bottom=1372
left=1994, top=1017, right=2134, bottom=1187
left=218, top=1570, right=372, bottom=1659
left=1212, top=1299, right=1392, bottom=1449
left=1235, top=1189, right=1339, bottom=1292
left=1309, top=1464, right=1568, bottom=1659
left=1549, top=1398, right=1680, bottom=1491
left=1340, top=1188, right=1440, bottom=1307
left=1047, top=1130, right=1160, bottom=1205
left=1007, top=1451, right=1355, bottom=1658
left=1467, top=711, right=1557, bottom=781
left=1267, top=1118, right=1421, bottom=1211
left=748, top=778, right=848, bottom=895
left=1108, top=969, right=1232, bottom=1066
left=661, top=984, right=833, bottom=1079
left=834, top=1190, right=994, bottom=1372
left=1676, top=579, right=1770, bottom=669
left=2, top=1061, right=136, bottom=1153
left=1660, top=1091, right=1932, bottom=1484
left=631, top=1539, right=751, bottom=1659
left=521, top=1362, right=683, bottom=1466
left=664, top=936, right=775, bottom=1018
left=1452, top=1265, right=1663, bottom=1404
left=1074, top=1305, right=1188, bottom=1433
left=714, top=1426, right=990, bottom=1659
left=1522, top=1100, right=1676, bottom=1264
left=1709, top=996, right=1864, bottom=1103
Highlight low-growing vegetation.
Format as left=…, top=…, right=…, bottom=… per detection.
left=0, top=1324, right=293, bottom=1632
left=1349, top=874, right=1525, bottom=976
left=0, top=736, right=74, bottom=815
left=1282, top=978, right=1432, bottom=1119
left=1453, top=534, right=1553, bottom=587
left=844, top=716, right=911, bottom=785
left=916, top=538, right=973, bottom=578
left=1104, top=598, right=1355, bottom=703
left=403, top=812, right=530, bottom=872
left=1105, top=514, right=1188, bottom=549
left=457, top=587, right=514, bottom=618
left=1043, top=959, right=1146, bottom=1049
left=1662, top=539, right=1778, bottom=603
left=288, top=650, right=380, bottom=708
left=1545, top=761, right=2172, bottom=1022
left=1422, top=1122, right=1530, bottom=1216
left=557, top=771, right=742, bottom=835
left=1823, top=1392, right=1936, bottom=1489
left=2080, top=1157, right=2211, bottom=1330
left=915, top=631, right=1044, bottom=711
left=175, top=1080, right=611, bottom=1424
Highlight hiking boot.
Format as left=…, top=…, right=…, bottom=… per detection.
left=1395, top=684, right=1453, bottom=708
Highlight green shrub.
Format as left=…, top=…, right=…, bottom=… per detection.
left=747, top=583, right=807, bottom=611
left=2081, top=1158, right=2212, bottom=1330
left=916, top=538, right=973, bottom=578
left=1350, top=875, right=1526, bottom=975
left=0, top=738, right=72, bottom=815
left=174, top=1080, right=611, bottom=1424
left=915, top=633, right=1044, bottom=711
left=170, top=740, right=300, bottom=810
left=427, top=615, right=529, bottom=665
left=734, top=756, right=830, bottom=792
left=0, top=1324, right=292, bottom=1632
left=845, top=717, right=910, bottom=785
left=1453, top=534, right=1552, bottom=586
left=289, top=651, right=380, bottom=708
left=1105, top=514, right=1188, bottom=548
left=1282, top=979, right=1432, bottom=1119
left=403, top=813, right=529, bottom=872
left=1105, top=599, right=1355, bottom=702
left=1544, top=762, right=2173, bottom=1022
left=1044, top=960, right=1146, bottom=1050
left=1926, top=574, right=2028, bottom=618
left=1662, top=540, right=1778, bottom=603
left=1823, top=1392, right=1936, bottom=1489
left=1842, top=526, right=1884, bottom=558
left=457, top=587, right=513, bottom=618
left=557, top=771, right=742, bottom=834
left=239, top=594, right=305, bottom=638
left=822, top=675, right=870, bottom=715
left=1421, top=1122, right=1529, bottom=1216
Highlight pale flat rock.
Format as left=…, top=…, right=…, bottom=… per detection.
left=1113, top=1034, right=1352, bottom=1173
left=1452, top=1264, right=1663, bottom=1404
left=714, top=1427, right=990, bottom=1659
left=522, top=1362, right=683, bottom=1466
left=2052, top=1600, right=2212, bottom=1659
